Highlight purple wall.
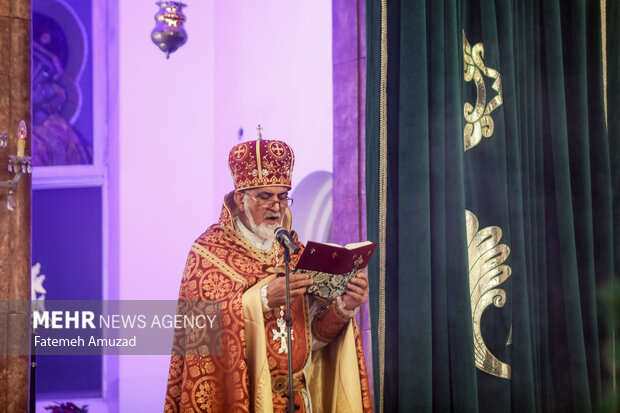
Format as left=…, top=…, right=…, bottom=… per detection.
left=117, top=2, right=333, bottom=412
left=332, top=0, right=373, bottom=402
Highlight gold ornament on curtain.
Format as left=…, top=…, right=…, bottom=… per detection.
left=466, top=210, right=512, bottom=379
left=463, top=31, right=503, bottom=151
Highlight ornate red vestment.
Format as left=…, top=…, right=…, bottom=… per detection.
left=164, top=194, right=373, bottom=412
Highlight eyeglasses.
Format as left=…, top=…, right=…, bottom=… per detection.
left=244, top=191, right=294, bottom=208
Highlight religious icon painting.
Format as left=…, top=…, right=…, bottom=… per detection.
left=31, top=0, right=107, bottom=188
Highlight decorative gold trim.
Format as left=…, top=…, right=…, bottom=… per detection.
left=466, top=210, right=512, bottom=379
left=191, top=243, right=249, bottom=287
left=256, top=140, right=263, bottom=179
left=463, top=31, right=503, bottom=151
left=378, top=0, right=388, bottom=411
left=601, top=0, right=615, bottom=389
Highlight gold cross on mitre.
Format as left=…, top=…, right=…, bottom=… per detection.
left=257, top=124, right=263, bottom=140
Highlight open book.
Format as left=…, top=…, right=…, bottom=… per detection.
left=293, top=240, right=377, bottom=298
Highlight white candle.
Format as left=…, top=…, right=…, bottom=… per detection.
left=16, top=120, right=26, bottom=157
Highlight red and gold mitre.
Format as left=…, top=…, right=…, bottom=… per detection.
left=228, top=138, right=295, bottom=190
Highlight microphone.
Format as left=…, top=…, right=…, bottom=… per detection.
left=274, top=227, right=300, bottom=254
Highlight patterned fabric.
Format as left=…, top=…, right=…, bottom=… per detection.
left=353, top=322, right=374, bottom=412
left=228, top=139, right=295, bottom=190
left=311, top=301, right=351, bottom=343
left=263, top=296, right=310, bottom=412
left=164, top=194, right=373, bottom=412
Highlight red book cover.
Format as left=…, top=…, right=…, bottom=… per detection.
left=295, top=241, right=377, bottom=275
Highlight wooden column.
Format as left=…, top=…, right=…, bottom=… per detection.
left=0, top=0, right=31, bottom=411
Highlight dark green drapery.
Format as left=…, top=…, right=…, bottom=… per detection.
left=365, top=0, right=618, bottom=412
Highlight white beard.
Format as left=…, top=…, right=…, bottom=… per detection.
left=243, top=196, right=282, bottom=242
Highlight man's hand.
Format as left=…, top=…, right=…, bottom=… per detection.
left=341, top=272, right=369, bottom=311
left=266, top=273, right=314, bottom=308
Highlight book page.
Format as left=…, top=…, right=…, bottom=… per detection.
left=344, top=240, right=373, bottom=249
left=316, top=240, right=373, bottom=250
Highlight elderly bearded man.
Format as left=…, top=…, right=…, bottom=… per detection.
left=164, top=136, right=373, bottom=412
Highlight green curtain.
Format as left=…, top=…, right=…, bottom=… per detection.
left=365, top=0, right=618, bottom=412
left=607, top=0, right=620, bottom=408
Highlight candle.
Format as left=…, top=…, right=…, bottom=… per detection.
left=17, top=120, right=26, bottom=157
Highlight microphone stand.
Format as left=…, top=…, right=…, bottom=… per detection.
left=282, top=246, right=296, bottom=413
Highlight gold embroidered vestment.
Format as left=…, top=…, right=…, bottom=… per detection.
left=164, top=194, right=372, bottom=412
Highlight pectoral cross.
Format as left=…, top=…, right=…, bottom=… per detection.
left=271, top=306, right=293, bottom=354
